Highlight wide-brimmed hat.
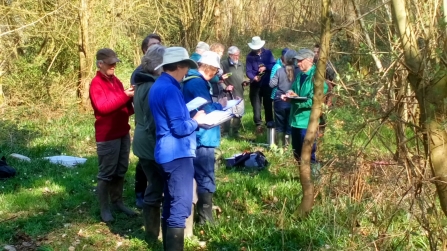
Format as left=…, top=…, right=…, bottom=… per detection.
left=294, top=48, right=315, bottom=60
left=248, top=36, right=266, bottom=50
left=198, top=51, right=221, bottom=69
left=154, top=47, right=198, bottom=71
left=96, top=48, right=121, bottom=64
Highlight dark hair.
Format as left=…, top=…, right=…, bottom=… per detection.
left=314, top=43, right=320, bottom=48
left=141, top=33, right=162, bottom=53
left=163, top=61, right=191, bottom=72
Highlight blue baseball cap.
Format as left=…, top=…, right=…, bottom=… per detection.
left=281, top=48, right=289, bottom=56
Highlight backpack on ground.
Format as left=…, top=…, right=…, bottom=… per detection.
left=0, top=156, right=16, bottom=180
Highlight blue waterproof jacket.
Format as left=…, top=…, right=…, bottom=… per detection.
left=182, top=69, right=223, bottom=148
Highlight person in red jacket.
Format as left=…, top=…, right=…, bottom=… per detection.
left=90, top=48, right=136, bottom=222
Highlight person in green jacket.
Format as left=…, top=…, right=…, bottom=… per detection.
left=281, top=48, right=328, bottom=177
left=132, top=44, right=166, bottom=242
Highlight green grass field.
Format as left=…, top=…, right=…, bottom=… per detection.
left=0, top=79, right=440, bottom=250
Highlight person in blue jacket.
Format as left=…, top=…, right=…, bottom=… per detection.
left=245, top=36, right=276, bottom=133
left=182, top=51, right=228, bottom=225
left=149, top=47, right=206, bottom=251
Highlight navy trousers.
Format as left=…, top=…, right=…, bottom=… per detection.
left=193, top=147, right=216, bottom=194
left=160, top=157, right=194, bottom=228
left=291, top=127, right=317, bottom=163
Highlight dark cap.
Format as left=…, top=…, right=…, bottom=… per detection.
left=294, top=48, right=315, bottom=60
left=96, top=48, right=121, bottom=64
left=281, top=48, right=289, bottom=56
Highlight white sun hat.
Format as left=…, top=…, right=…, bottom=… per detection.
left=154, top=47, right=198, bottom=71
left=198, top=51, right=221, bottom=69
left=248, top=36, right=266, bottom=50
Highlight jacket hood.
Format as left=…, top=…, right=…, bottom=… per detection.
left=186, top=69, right=204, bottom=78
left=134, top=72, right=157, bottom=85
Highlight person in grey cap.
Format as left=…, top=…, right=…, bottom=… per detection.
left=190, top=41, right=210, bottom=62
left=149, top=47, right=206, bottom=250
left=281, top=48, right=328, bottom=178
left=89, top=48, right=136, bottom=223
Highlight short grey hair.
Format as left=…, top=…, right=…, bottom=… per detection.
left=228, top=46, right=240, bottom=55
left=141, top=44, right=166, bottom=75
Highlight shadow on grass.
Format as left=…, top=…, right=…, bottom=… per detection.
left=0, top=143, right=149, bottom=250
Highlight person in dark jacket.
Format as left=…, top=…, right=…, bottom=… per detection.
left=149, top=47, right=206, bottom=250
left=132, top=45, right=165, bottom=242
left=245, top=36, right=276, bottom=133
left=130, top=33, right=162, bottom=208
left=182, top=51, right=228, bottom=225
left=269, top=49, right=299, bottom=146
left=221, top=46, right=246, bottom=137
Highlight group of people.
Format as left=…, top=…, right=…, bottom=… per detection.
left=88, top=34, right=335, bottom=250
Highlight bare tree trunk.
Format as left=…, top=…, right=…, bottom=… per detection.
left=351, top=0, right=383, bottom=72
left=392, top=0, right=447, bottom=217
left=345, top=1, right=360, bottom=71
left=296, top=0, right=332, bottom=218
left=78, top=0, right=92, bottom=109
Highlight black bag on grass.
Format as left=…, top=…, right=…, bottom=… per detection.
left=0, top=156, right=16, bottom=179
left=229, top=151, right=268, bottom=170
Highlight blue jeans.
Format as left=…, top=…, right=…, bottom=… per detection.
left=194, top=147, right=216, bottom=194
left=291, top=128, right=317, bottom=163
left=160, top=157, right=194, bottom=228
left=273, top=100, right=291, bottom=134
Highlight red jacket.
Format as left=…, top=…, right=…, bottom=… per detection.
left=89, top=71, right=134, bottom=142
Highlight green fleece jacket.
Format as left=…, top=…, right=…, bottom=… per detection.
left=290, top=65, right=328, bottom=129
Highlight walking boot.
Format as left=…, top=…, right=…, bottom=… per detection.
left=196, top=192, right=214, bottom=225
left=165, top=227, right=184, bottom=251
left=143, top=204, right=161, bottom=242
left=110, top=177, right=137, bottom=216
left=276, top=132, right=284, bottom=147
left=184, top=204, right=194, bottom=238
left=97, top=179, right=114, bottom=222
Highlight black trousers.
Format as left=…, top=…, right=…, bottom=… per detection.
left=135, top=161, right=147, bottom=195
left=249, top=84, right=273, bottom=126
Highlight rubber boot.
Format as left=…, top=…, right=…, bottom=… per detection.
left=196, top=192, right=214, bottom=225
left=110, top=177, right=137, bottom=216
left=276, top=132, right=284, bottom=147
left=97, top=179, right=114, bottom=222
left=162, top=219, right=167, bottom=250
left=165, top=228, right=184, bottom=251
left=143, top=204, right=161, bottom=242
left=184, top=204, right=194, bottom=238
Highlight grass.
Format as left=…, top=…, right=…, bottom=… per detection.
left=0, top=72, right=443, bottom=250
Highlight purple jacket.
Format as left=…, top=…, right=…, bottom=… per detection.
left=245, top=48, right=276, bottom=87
